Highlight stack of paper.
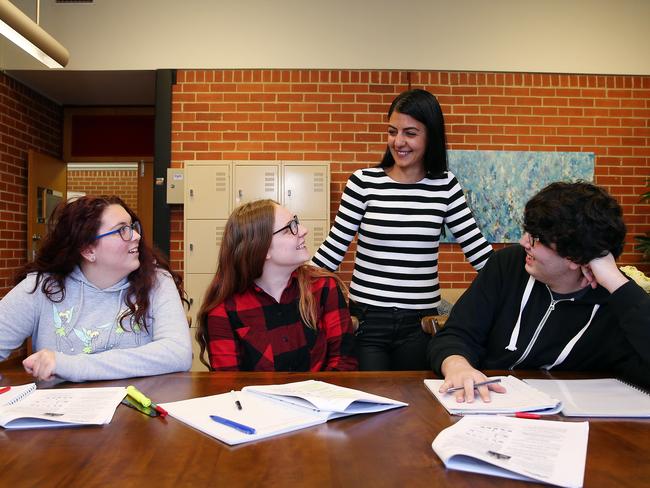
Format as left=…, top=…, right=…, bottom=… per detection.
left=432, top=415, right=589, bottom=488
left=0, top=383, right=126, bottom=429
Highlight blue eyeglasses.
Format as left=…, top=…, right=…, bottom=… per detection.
left=95, top=221, right=142, bottom=241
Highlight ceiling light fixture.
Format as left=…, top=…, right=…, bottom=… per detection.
left=0, top=0, right=69, bottom=68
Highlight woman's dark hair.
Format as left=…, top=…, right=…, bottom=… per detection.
left=379, top=88, right=448, bottom=177
left=15, top=195, right=186, bottom=331
left=523, top=181, right=626, bottom=264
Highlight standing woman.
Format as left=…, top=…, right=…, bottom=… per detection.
left=0, top=196, right=192, bottom=381
left=312, top=89, right=493, bottom=370
left=196, top=199, right=357, bottom=372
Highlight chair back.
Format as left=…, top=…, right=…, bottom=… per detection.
left=421, top=315, right=448, bottom=335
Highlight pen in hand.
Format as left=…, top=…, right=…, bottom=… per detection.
left=231, top=390, right=243, bottom=410
left=445, top=378, right=502, bottom=393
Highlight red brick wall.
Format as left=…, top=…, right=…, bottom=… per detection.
left=0, top=73, right=61, bottom=297
left=67, top=169, right=138, bottom=214
left=170, top=70, right=650, bottom=287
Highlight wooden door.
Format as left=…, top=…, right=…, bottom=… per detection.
left=27, top=150, right=67, bottom=261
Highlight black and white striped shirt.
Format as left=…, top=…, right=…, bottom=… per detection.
left=312, top=167, right=493, bottom=310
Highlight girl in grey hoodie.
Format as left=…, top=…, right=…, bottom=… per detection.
left=0, top=196, right=192, bottom=381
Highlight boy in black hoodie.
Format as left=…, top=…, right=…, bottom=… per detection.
left=428, top=181, right=650, bottom=401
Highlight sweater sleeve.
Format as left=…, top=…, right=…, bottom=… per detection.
left=312, top=170, right=367, bottom=271
left=444, top=174, right=493, bottom=270
left=0, top=275, right=41, bottom=360
left=319, top=277, right=358, bottom=371
left=55, top=271, right=192, bottom=381
left=427, top=249, right=506, bottom=376
left=604, top=280, right=650, bottom=388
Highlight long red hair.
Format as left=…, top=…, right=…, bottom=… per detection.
left=196, top=199, right=347, bottom=369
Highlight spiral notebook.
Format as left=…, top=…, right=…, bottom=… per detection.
left=1, top=383, right=37, bottom=406
left=523, top=378, right=650, bottom=417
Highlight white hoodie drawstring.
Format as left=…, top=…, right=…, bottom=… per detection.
left=543, top=304, right=600, bottom=370
left=505, top=276, right=535, bottom=351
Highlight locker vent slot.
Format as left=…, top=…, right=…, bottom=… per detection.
left=313, top=172, right=325, bottom=193
left=215, top=173, right=227, bottom=192
left=312, top=226, right=325, bottom=243
left=264, top=172, right=276, bottom=192
left=215, top=225, right=225, bottom=246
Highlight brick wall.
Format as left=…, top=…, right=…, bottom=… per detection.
left=170, top=70, right=650, bottom=287
left=67, top=169, right=138, bottom=214
left=0, top=73, right=62, bottom=297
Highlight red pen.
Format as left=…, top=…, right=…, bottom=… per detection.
left=0, top=386, right=11, bottom=395
left=514, top=411, right=542, bottom=419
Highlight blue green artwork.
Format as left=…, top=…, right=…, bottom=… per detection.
left=445, top=150, right=595, bottom=243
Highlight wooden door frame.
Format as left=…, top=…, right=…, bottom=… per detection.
left=27, top=150, right=67, bottom=261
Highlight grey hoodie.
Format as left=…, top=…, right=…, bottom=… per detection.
left=0, top=267, right=192, bottom=381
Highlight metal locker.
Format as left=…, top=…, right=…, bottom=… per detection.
left=233, top=162, right=280, bottom=207
left=185, top=163, right=231, bottom=219
left=282, top=164, right=329, bottom=220
left=185, top=219, right=226, bottom=275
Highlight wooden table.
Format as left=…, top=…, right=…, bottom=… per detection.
left=0, top=370, right=648, bottom=487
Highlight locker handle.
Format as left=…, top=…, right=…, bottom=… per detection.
left=287, top=189, right=292, bottom=197
left=189, top=189, right=194, bottom=197
left=189, top=243, right=194, bottom=251
left=238, top=189, right=243, bottom=198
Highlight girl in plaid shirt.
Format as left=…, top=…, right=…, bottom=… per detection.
left=196, top=200, right=358, bottom=371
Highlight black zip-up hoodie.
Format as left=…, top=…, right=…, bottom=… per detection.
left=428, top=245, right=650, bottom=388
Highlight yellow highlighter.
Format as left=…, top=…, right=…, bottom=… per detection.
left=126, top=385, right=168, bottom=417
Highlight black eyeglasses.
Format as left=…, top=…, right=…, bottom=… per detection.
left=273, top=215, right=299, bottom=236
left=95, top=221, right=142, bottom=241
left=526, top=232, right=541, bottom=248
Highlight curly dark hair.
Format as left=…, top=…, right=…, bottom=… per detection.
left=523, top=181, right=626, bottom=264
left=15, top=195, right=186, bottom=331
left=379, top=89, right=448, bottom=177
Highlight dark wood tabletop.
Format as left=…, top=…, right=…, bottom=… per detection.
left=0, top=369, right=648, bottom=487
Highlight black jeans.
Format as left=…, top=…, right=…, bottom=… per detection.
left=350, top=301, right=437, bottom=371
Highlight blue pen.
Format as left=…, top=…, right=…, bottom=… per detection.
left=209, top=414, right=256, bottom=435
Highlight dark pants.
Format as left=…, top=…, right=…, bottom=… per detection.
left=350, top=301, right=437, bottom=371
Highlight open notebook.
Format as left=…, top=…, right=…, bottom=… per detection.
left=160, top=380, right=408, bottom=445
left=424, top=375, right=562, bottom=415
left=0, top=383, right=126, bottom=429
left=524, top=378, right=650, bottom=417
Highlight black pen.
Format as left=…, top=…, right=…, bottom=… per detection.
left=230, top=390, right=243, bottom=410
left=445, top=378, right=501, bottom=393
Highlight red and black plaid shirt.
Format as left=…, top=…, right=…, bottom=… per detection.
left=207, top=274, right=358, bottom=371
